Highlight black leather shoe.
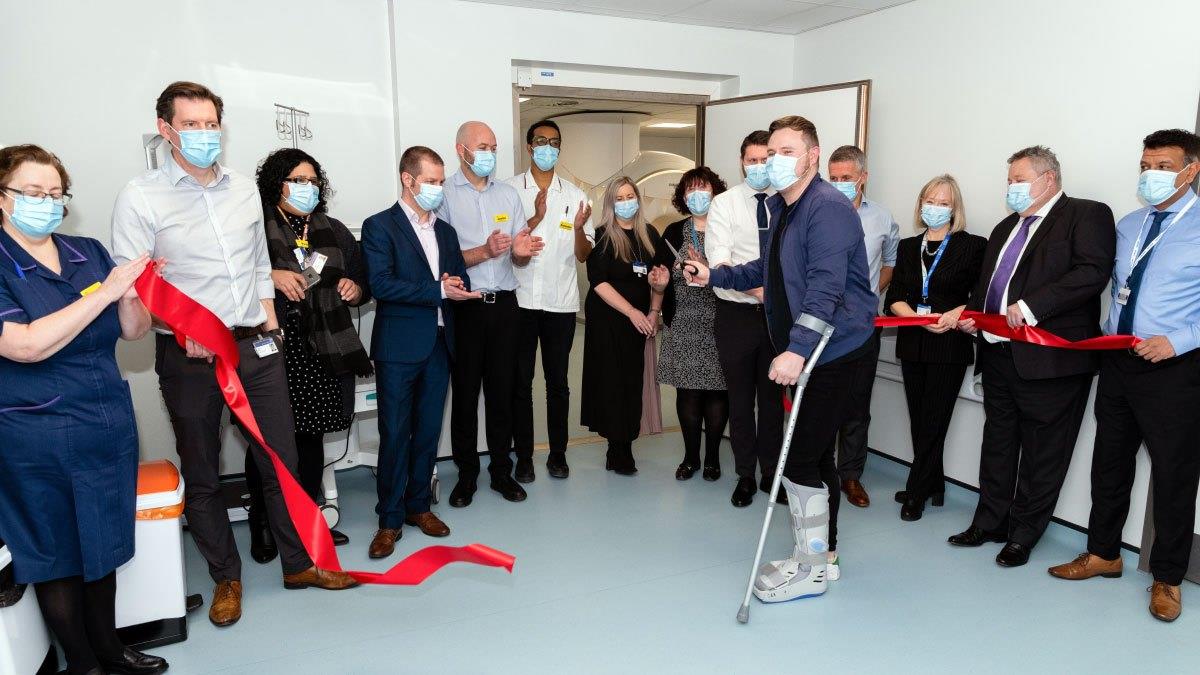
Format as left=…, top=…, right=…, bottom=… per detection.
left=996, top=542, right=1031, bottom=568
left=948, top=526, right=1006, bottom=547
left=248, top=509, right=277, bottom=564
left=702, top=464, right=721, bottom=482
left=99, top=647, right=169, bottom=675
left=676, top=463, right=698, bottom=481
left=731, top=477, right=756, bottom=507
left=449, top=477, right=477, bottom=508
left=894, top=491, right=944, bottom=506
left=330, top=529, right=350, bottom=546
left=491, top=475, right=528, bottom=502
left=900, top=497, right=924, bottom=521
left=546, top=452, right=569, bottom=479
left=515, top=457, right=535, bottom=484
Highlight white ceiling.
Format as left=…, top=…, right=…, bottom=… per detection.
left=461, top=0, right=912, bottom=34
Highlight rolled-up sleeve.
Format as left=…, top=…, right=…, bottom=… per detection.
left=882, top=217, right=899, bottom=267
left=110, top=183, right=156, bottom=265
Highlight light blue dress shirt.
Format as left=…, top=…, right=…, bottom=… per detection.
left=437, top=170, right=526, bottom=292
left=1104, top=188, right=1200, bottom=355
left=857, top=199, right=899, bottom=296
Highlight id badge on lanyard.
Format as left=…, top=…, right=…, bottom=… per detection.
left=632, top=260, right=648, bottom=277
left=919, top=233, right=951, bottom=314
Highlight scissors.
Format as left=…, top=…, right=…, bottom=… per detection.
left=663, top=239, right=700, bottom=276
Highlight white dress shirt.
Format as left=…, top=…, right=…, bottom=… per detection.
left=983, top=189, right=1063, bottom=343
left=503, top=171, right=595, bottom=313
left=398, top=199, right=444, bottom=326
left=111, top=151, right=272, bottom=329
left=705, top=181, right=775, bottom=304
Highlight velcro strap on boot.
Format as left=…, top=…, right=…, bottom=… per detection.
left=797, top=512, right=829, bottom=528
left=757, top=562, right=791, bottom=589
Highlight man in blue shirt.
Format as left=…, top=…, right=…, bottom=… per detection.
left=438, top=121, right=543, bottom=508
left=687, top=115, right=876, bottom=598
left=1049, top=129, right=1200, bottom=623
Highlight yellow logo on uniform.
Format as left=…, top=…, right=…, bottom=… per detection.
left=559, top=221, right=573, bottom=231
left=494, top=213, right=509, bottom=223
left=80, top=281, right=102, bottom=297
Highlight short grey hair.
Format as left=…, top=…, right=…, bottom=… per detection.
left=1008, top=145, right=1062, bottom=185
left=829, top=144, right=867, bottom=171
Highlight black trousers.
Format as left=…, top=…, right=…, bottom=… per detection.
left=782, top=349, right=866, bottom=551
left=972, top=341, right=1093, bottom=547
left=512, top=308, right=577, bottom=459
left=1088, top=350, right=1200, bottom=585
left=245, top=432, right=326, bottom=512
left=451, top=292, right=520, bottom=478
left=714, top=300, right=783, bottom=480
left=155, top=334, right=311, bottom=581
left=833, top=328, right=881, bottom=481
left=900, top=360, right=968, bottom=501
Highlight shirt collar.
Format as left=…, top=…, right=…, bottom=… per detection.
left=523, top=170, right=561, bottom=193
left=452, top=169, right=493, bottom=191
left=0, top=228, right=86, bottom=276
left=164, top=149, right=227, bottom=188
left=397, top=199, right=434, bottom=229
left=1032, top=189, right=1064, bottom=218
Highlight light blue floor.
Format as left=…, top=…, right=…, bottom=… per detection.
left=153, top=437, right=1198, bottom=674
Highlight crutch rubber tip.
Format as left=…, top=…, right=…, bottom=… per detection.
left=736, top=606, right=750, bottom=624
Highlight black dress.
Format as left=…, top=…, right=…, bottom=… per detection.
left=581, top=225, right=662, bottom=441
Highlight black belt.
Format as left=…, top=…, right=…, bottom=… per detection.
left=231, top=324, right=268, bottom=341
left=717, top=298, right=764, bottom=312
left=472, top=290, right=515, bottom=305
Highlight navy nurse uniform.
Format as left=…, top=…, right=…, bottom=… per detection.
left=0, top=228, right=139, bottom=584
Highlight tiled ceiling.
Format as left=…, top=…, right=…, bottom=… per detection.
left=460, top=0, right=911, bottom=34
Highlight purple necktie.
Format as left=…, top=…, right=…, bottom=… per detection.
left=984, top=215, right=1038, bottom=314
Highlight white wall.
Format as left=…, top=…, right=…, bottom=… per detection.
left=793, top=0, right=1200, bottom=544
left=0, top=0, right=397, bottom=465
left=390, top=0, right=796, bottom=180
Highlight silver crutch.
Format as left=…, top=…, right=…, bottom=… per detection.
left=737, top=313, right=835, bottom=624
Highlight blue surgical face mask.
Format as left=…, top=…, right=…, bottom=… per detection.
left=411, top=182, right=444, bottom=212
left=744, top=163, right=770, bottom=191
left=1005, top=173, right=1046, bottom=213
left=832, top=180, right=859, bottom=202
left=921, top=204, right=953, bottom=230
left=170, top=125, right=222, bottom=169
left=4, top=195, right=64, bottom=238
left=1138, top=168, right=1188, bottom=206
left=466, top=149, right=496, bottom=178
left=285, top=182, right=319, bottom=214
left=532, top=145, right=559, bottom=172
left=685, top=190, right=712, bottom=216
left=767, top=154, right=801, bottom=191
left=614, top=198, right=639, bottom=220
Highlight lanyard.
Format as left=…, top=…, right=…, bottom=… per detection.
left=689, top=223, right=701, bottom=252
left=1130, top=194, right=1197, bottom=270
left=919, top=232, right=951, bottom=301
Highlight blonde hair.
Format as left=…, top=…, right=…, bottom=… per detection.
left=913, top=174, right=967, bottom=234
left=598, top=176, right=655, bottom=263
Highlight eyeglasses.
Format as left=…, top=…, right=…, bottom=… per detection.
left=531, top=136, right=562, bottom=149
left=1, top=186, right=72, bottom=205
left=285, top=177, right=325, bottom=188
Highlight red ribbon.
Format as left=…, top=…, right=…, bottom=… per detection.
left=781, top=310, right=1139, bottom=411
left=135, top=264, right=515, bottom=584
left=876, top=310, right=1142, bottom=350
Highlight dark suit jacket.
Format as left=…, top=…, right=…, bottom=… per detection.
left=885, top=230, right=987, bottom=365
left=361, top=202, right=469, bottom=364
left=967, top=194, right=1115, bottom=380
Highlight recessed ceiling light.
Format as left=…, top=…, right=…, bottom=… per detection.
left=646, top=122, right=695, bottom=129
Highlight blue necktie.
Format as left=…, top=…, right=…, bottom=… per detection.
left=755, top=193, right=768, bottom=231
left=1117, top=210, right=1171, bottom=335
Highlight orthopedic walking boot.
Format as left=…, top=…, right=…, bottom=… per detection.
left=753, top=478, right=830, bottom=603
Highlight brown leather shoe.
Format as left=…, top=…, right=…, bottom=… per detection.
left=841, top=479, right=870, bottom=508
left=405, top=512, right=451, bottom=538
left=1150, top=581, right=1182, bottom=622
left=1048, top=552, right=1122, bottom=580
left=368, top=528, right=401, bottom=559
left=209, top=580, right=242, bottom=627
left=283, top=566, right=359, bottom=591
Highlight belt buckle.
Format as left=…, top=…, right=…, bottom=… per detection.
left=480, top=291, right=496, bottom=304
